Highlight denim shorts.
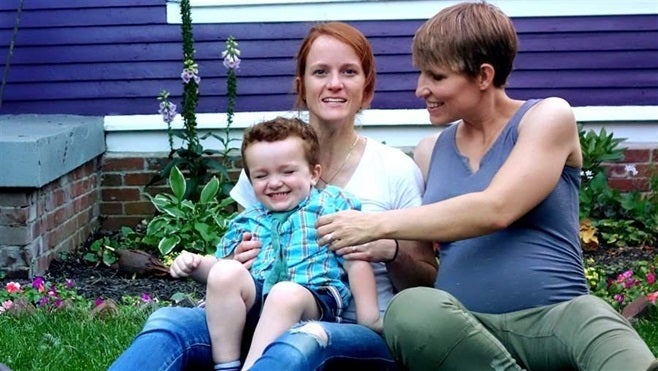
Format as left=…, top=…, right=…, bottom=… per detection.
left=257, top=278, right=342, bottom=323
left=309, top=287, right=342, bottom=323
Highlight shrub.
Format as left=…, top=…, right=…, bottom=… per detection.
left=578, top=126, right=658, bottom=249
left=143, top=166, right=236, bottom=257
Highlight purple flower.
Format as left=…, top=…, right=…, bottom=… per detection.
left=32, top=276, right=45, bottom=292
left=222, top=36, right=241, bottom=71
left=94, top=297, right=104, bottom=307
left=141, top=293, right=152, bottom=303
left=158, top=101, right=177, bottom=124
left=66, top=279, right=74, bottom=290
left=181, top=68, right=200, bottom=85
left=222, top=55, right=241, bottom=70
left=38, top=296, right=49, bottom=307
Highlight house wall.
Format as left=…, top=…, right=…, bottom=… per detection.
left=1, top=0, right=656, bottom=115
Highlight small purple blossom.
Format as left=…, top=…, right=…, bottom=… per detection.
left=222, top=36, right=241, bottom=71
left=181, top=68, right=201, bottom=84
left=222, top=55, right=241, bottom=70
left=32, top=276, right=45, bottom=292
left=158, top=101, right=177, bottom=124
left=38, top=296, right=49, bottom=307
left=95, top=297, right=104, bottom=307
left=66, top=279, right=74, bottom=290
left=141, top=293, right=152, bottom=303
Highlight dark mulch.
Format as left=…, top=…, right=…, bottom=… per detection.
left=585, top=244, right=656, bottom=271
left=3, top=241, right=655, bottom=306
left=43, top=254, right=206, bottom=304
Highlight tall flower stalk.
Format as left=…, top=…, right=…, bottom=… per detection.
left=149, top=0, right=240, bottom=202
left=216, top=37, right=241, bottom=172
left=179, top=0, right=200, bottom=153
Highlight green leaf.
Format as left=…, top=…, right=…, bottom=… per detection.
left=84, top=252, right=99, bottom=262
left=200, top=177, right=220, bottom=204
left=159, top=236, right=181, bottom=256
left=170, top=166, right=186, bottom=201
left=170, top=292, right=188, bottom=303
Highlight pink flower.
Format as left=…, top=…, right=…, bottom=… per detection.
left=648, top=291, right=658, bottom=304
left=2, top=300, right=13, bottom=310
left=141, top=293, right=152, bottom=303
left=5, top=282, right=20, bottom=294
left=614, top=294, right=625, bottom=303
left=647, top=272, right=655, bottom=285
left=95, top=297, right=104, bottom=307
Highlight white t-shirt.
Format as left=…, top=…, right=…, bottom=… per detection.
left=230, top=137, right=424, bottom=322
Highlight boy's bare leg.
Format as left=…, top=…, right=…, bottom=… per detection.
left=344, top=260, right=382, bottom=332
left=242, top=281, right=320, bottom=370
left=206, top=259, right=257, bottom=364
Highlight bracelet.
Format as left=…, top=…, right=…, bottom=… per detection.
left=384, top=239, right=399, bottom=264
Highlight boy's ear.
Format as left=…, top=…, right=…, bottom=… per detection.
left=310, top=164, right=322, bottom=186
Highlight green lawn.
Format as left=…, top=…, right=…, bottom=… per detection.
left=0, top=308, right=147, bottom=371
left=0, top=307, right=656, bottom=371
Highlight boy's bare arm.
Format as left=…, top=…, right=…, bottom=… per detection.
left=343, top=260, right=382, bottom=333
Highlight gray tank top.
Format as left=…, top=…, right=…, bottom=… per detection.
left=423, top=99, right=588, bottom=313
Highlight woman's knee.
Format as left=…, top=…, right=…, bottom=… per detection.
left=384, top=288, right=472, bottom=353
left=385, top=287, right=458, bottom=333
left=142, top=306, right=209, bottom=340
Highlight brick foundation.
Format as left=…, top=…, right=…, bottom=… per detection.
left=0, top=158, right=101, bottom=277
left=604, top=144, right=657, bottom=192
left=99, top=153, right=241, bottom=232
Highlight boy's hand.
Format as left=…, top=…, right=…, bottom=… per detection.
left=170, top=251, right=202, bottom=278
left=233, top=232, right=261, bottom=270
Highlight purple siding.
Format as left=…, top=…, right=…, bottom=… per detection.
left=0, top=0, right=656, bottom=115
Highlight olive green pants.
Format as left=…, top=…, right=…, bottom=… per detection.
left=384, top=287, right=655, bottom=371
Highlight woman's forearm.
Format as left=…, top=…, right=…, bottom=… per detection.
left=386, top=240, right=437, bottom=291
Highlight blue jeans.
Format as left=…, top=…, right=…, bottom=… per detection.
left=110, top=306, right=397, bottom=371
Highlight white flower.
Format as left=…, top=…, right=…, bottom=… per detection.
left=624, top=164, right=639, bottom=176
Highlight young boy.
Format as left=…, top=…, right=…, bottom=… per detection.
left=170, top=117, right=381, bottom=371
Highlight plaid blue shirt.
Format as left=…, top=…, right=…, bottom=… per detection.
left=216, top=185, right=361, bottom=306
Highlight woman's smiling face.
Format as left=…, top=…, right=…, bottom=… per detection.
left=302, top=35, right=367, bottom=124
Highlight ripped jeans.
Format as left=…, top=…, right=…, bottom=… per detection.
left=110, top=306, right=397, bottom=371
left=251, top=321, right=397, bottom=370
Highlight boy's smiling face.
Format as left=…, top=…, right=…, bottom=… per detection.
left=246, top=136, right=321, bottom=212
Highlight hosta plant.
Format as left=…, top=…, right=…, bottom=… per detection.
left=143, top=166, right=235, bottom=257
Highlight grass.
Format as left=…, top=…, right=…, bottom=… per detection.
left=0, top=307, right=147, bottom=371
left=636, top=317, right=658, bottom=355
left=0, top=305, right=656, bottom=370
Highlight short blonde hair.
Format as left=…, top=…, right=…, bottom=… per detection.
left=413, top=1, right=518, bottom=87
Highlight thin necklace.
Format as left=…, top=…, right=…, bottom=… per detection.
left=320, top=135, right=360, bottom=185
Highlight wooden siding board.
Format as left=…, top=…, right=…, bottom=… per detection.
left=1, top=6, right=656, bottom=115
left=8, top=58, right=296, bottom=83
left=512, top=15, right=658, bottom=32
left=0, top=0, right=162, bottom=11
left=6, top=86, right=655, bottom=116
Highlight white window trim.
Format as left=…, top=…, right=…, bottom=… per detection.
left=167, top=0, right=658, bottom=24
left=103, top=106, right=658, bottom=152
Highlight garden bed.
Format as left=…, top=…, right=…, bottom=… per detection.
left=36, top=243, right=658, bottom=305
left=43, top=254, right=205, bottom=305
